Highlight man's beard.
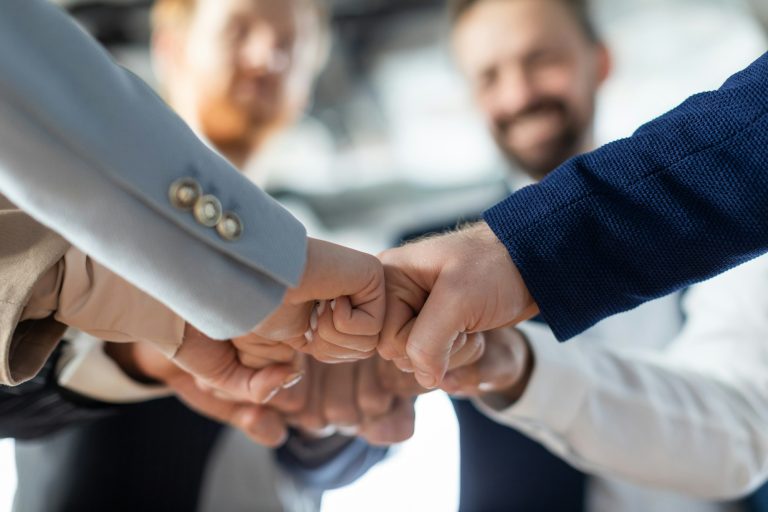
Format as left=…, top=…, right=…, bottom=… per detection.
left=492, top=98, right=589, bottom=180
left=197, top=89, right=286, bottom=160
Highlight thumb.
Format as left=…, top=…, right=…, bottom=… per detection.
left=173, top=327, right=303, bottom=404
left=406, top=277, right=469, bottom=389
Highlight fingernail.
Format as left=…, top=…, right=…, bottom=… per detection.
left=310, top=308, right=318, bottom=331
left=395, top=358, right=414, bottom=373
left=317, top=300, right=327, bottom=316
left=261, top=386, right=281, bottom=405
left=282, top=372, right=305, bottom=389
left=330, top=299, right=337, bottom=311
left=304, top=329, right=314, bottom=343
left=416, top=371, right=438, bottom=389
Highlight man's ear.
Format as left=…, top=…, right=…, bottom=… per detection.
left=594, top=42, right=613, bottom=86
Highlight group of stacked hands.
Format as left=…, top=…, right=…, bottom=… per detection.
left=124, top=227, right=534, bottom=448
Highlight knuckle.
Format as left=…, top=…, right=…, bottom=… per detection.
left=377, top=341, right=404, bottom=361
left=360, top=395, right=392, bottom=417
left=325, top=404, right=358, bottom=425
left=239, top=355, right=268, bottom=368
left=406, top=343, right=444, bottom=372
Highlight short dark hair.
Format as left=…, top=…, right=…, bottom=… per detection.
left=448, top=0, right=600, bottom=43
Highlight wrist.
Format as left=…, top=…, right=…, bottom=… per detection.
left=483, top=329, right=534, bottom=405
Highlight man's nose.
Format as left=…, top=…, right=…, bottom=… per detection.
left=239, top=26, right=290, bottom=75
left=491, top=66, right=537, bottom=116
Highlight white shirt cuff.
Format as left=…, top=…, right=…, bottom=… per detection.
left=473, top=322, right=591, bottom=435
left=57, top=331, right=172, bottom=404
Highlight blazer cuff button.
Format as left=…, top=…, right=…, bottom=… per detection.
left=193, top=195, right=223, bottom=227
left=169, top=178, right=202, bottom=210
left=217, top=212, right=244, bottom=241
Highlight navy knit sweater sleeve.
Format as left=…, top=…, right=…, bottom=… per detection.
left=484, top=52, right=768, bottom=341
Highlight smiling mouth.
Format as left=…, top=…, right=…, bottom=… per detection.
left=505, top=108, right=566, bottom=150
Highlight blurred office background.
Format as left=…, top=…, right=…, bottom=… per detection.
left=1, top=0, right=766, bottom=510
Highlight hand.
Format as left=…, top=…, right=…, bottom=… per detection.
left=279, top=357, right=416, bottom=446
left=440, top=328, right=533, bottom=403
left=171, top=323, right=304, bottom=405
left=241, top=238, right=386, bottom=364
left=105, top=341, right=295, bottom=447
left=378, top=222, right=538, bottom=389
left=377, top=333, right=487, bottom=397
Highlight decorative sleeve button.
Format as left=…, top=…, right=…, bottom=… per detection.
left=168, top=178, right=202, bottom=210
left=216, top=212, right=244, bottom=241
left=193, top=195, right=223, bottom=227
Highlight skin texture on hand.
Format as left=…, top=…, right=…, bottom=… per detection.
left=442, top=328, right=533, bottom=403
left=378, top=222, right=538, bottom=389
left=376, top=328, right=534, bottom=406
left=173, top=324, right=304, bottom=406
left=272, top=356, right=417, bottom=446
left=239, top=238, right=387, bottom=364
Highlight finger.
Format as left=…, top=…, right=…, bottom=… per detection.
left=236, top=340, right=298, bottom=369
left=253, top=301, right=314, bottom=342
left=357, top=358, right=395, bottom=418
left=406, top=277, right=469, bottom=389
left=269, top=374, right=309, bottom=414
left=190, top=351, right=304, bottom=404
left=174, top=335, right=301, bottom=403
left=168, top=374, right=288, bottom=447
left=441, top=364, right=479, bottom=396
left=377, top=265, right=424, bottom=362
left=240, top=364, right=305, bottom=405
left=331, top=292, right=384, bottom=338
left=360, top=397, right=416, bottom=446
left=377, top=358, right=424, bottom=397
left=443, top=331, right=517, bottom=396
left=446, top=333, right=486, bottom=371
left=286, top=241, right=385, bottom=326
left=289, top=358, right=328, bottom=433
left=305, top=334, right=377, bottom=364
left=316, top=305, right=379, bottom=354
left=448, top=332, right=468, bottom=357
left=232, top=406, right=289, bottom=448
left=322, top=362, right=360, bottom=428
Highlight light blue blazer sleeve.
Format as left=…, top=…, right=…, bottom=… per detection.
left=0, top=0, right=307, bottom=339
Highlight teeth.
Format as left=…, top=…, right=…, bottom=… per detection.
left=304, top=329, right=314, bottom=343
left=317, top=300, right=327, bottom=317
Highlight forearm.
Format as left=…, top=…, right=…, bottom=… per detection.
left=485, top=52, right=768, bottom=340
left=21, top=247, right=185, bottom=357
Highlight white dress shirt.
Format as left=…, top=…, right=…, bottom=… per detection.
left=476, top=256, right=768, bottom=512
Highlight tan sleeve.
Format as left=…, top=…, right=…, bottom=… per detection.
left=52, top=248, right=185, bottom=357
left=1, top=197, right=185, bottom=386
left=0, top=198, right=70, bottom=386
